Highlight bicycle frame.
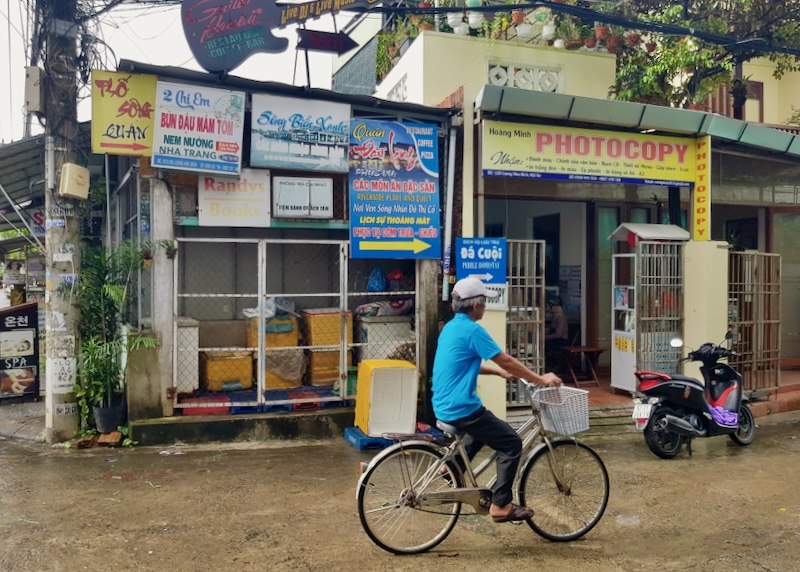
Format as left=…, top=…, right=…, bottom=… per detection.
left=393, top=382, right=568, bottom=514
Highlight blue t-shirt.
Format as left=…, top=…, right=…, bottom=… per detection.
left=432, top=313, right=502, bottom=422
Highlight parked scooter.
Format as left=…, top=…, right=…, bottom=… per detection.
left=632, top=332, right=755, bottom=458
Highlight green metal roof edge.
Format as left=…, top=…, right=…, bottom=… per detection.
left=476, top=85, right=800, bottom=158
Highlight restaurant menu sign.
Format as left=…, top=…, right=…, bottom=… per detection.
left=0, top=303, right=39, bottom=400
left=198, top=168, right=271, bottom=227
left=152, top=81, right=246, bottom=175
left=482, top=121, right=697, bottom=187
left=349, top=120, right=441, bottom=259
left=180, top=0, right=378, bottom=73
left=250, top=94, right=349, bottom=173
left=91, top=70, right=157, bottom=156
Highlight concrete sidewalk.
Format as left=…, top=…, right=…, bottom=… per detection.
left=4, top=372, right=800, bottom=445
left=0, top=399, right=46, bottom=443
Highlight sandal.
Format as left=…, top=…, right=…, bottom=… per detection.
left=491, top=504, right=534, bottom=523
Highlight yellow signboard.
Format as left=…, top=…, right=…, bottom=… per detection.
left=692, top=136, right=711, bottom=240
left=91, top=70, right=157, bottom=156
left=482, top=121, right=698, bottom=187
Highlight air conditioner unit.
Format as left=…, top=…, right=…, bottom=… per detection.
left=25, top=67, right=43, bottom=114
left=57, top=163, right=90, bottom=200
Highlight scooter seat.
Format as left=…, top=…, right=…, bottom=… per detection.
left=666, top=374, right=704, bottom=385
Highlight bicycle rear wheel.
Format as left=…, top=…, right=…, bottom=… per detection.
left=519, top=439, right=609, bottom=541
left=357, top=443, right=463, bottom=554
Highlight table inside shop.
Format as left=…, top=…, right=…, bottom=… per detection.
left=560, top=346, right=605, bottom=388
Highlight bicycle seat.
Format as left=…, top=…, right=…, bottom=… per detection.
left=436, top=420, right=464, bottom=437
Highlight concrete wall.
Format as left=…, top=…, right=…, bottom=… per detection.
left=375, top=31, right=617, bottom=107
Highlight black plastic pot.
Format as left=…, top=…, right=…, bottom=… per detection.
left=93, top=394, right=127, bottom=434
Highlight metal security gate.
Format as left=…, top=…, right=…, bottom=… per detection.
left=727, top=252, right=781, bottom=393
left=171, top=238, right=418, bottom=412
left=636, top=241, right=684, bottom=375
left=505, top=240, right=546, bottom=406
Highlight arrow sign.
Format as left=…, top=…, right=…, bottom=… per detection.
left=296, top=29, right=358, bottom=55
left=99, top=142, right=150, bottom=152
left=468, top=273, right=494, bottom=281
left=359, top=239, right=431, bottom=254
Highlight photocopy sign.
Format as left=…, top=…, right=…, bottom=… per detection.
left=482, top=121, right=697, bottom=187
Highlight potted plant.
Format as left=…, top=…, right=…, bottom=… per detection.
left=68, top=241, right=162, bottom=433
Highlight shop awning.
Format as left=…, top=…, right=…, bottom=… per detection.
left=0, top=135, right=47, bottom=253
left=608, top=223, right=690, bottom=242
left=475, top=85, right=800, bottom=157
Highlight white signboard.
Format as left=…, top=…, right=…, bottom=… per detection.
left=198, top=168, right=271, bottom=227
left=47, top=357, right=76, bottom=394
left=152, top=81, right=245, bottom=175
left=273, top=177, right=333, bottom=219
left=250, top=94, right=350, bottom=173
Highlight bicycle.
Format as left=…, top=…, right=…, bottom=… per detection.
left=356, top=380, right=610, bottom=554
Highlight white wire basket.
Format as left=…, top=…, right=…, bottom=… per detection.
left=531, top=386, right=590, bottom=435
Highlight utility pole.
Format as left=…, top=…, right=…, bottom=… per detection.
left=43, top=0, right=81, bottom=442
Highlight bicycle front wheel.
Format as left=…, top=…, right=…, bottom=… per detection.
left=519, top=439, right=609, bottom=541
left=357, top=443, right=462, bottom=554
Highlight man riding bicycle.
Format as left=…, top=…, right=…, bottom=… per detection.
left=432, top=277, right=562, bottom=523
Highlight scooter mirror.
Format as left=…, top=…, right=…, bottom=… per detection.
left=725, top=330, right=733, bottom=340
left=670, top=337, right=684, bottom=348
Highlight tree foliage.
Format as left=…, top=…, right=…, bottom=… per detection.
left=605, top=0, right=800, bottom=107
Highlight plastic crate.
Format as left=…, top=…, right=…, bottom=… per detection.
left=246, top=315, right=299, bottom=348
left=344, top=426, right=392, bottom=450
left=531, top=386, right=590, bottom=435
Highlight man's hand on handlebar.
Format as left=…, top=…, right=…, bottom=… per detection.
left=540, top=372, right=562, bottom=386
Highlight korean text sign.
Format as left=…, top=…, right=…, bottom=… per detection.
left=0, top=303, right=39, bottom=399
left=349, top=121, right=441, bottom=259
left=152, top=81, right=245, bottom=174
left=482, top=121, right=698, bottom=187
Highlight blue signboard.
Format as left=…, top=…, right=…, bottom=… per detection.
left=455, top=238, right=507, bottom=285
left=349, top=120, right=441, bottom=259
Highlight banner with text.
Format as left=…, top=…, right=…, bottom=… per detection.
left=482, top=121, right=698, bottom=187
left=349, top=120, right=440, bottom=259
left=91, top=70, right=157, bottom=156
left=693, top=136, right=711, bottom=241
left=250, top=94, right=350, bottom=173
left=198, top=168, right=271, bottom=227
left=0, top=302, right=39, bottom=400
left=153, top=81, right=245, bottom=175
left=273, top=177, right=333, bottom=219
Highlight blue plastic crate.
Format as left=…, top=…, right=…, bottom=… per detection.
left=344, top=426, right=393, bottom=450
left=230, top=405, right=263, bottom=415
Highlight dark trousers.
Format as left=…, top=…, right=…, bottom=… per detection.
left=446, top=406, right=522, bottom=507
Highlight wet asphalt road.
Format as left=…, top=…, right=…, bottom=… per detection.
left=2, top=413, right=800, bottom=572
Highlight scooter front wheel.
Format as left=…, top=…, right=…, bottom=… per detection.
left=728, top=403, right=755, bottom=446
left=643, top=407, right=684, bottom=459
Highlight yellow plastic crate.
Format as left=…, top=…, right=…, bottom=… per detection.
left=308, top=350, right=352, bottom=386
left=200, top=351, right=253, bottom=392
left=245, top=315, right=299, bottom=348
left=302, top=308, right=353, bottom=346
left=263, top=349, right=305, bottom=388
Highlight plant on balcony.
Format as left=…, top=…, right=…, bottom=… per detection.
left=376, top=32, right=398, bottom=81
left=606, top=0, right=800, bottom=114
left=480, top=11, right=510, bottom=39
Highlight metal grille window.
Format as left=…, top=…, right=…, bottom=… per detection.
left=636, top=242, right=684, bottom=375
left=728, top=252, right=781, bottom=392
left=505, top=240, right=546, bottom=405
left=172, top=238, right=417, bottom=413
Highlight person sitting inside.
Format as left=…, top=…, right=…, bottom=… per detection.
left=433, top=278, right=561, bottom=523
left=545, top=303, right=569, bottom=353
